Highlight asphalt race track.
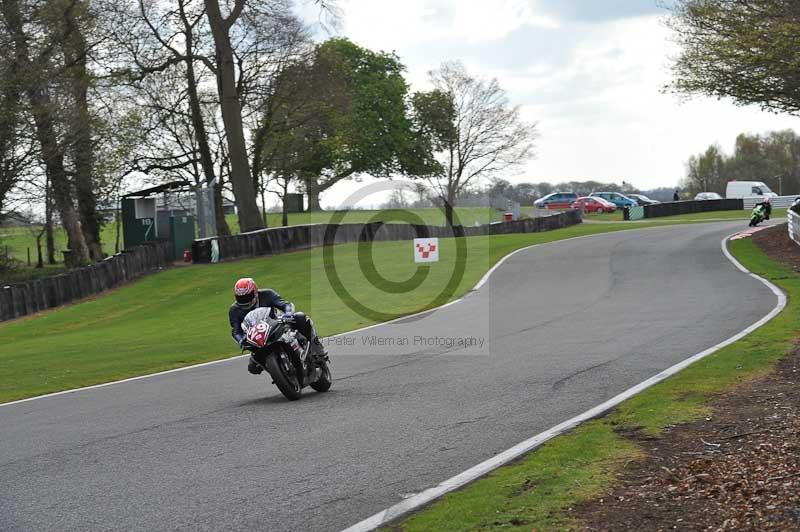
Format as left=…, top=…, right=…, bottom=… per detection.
left=0, top=222, right=779, bottom=532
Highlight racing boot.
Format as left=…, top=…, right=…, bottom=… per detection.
left=247, top=356, right=263, bottom=375
left=311, top=336, right=329, bottom=363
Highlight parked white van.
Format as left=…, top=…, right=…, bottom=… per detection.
left=725, top=181, right=778, bottom=199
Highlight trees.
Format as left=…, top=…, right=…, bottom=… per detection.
left=2, top=0, right=94, bottom=265
left=203, top=0, right=263, bottom=232
left=682, top=130, right=800, bottom=195
left=669, top=1, right=800, bottom=115
left=255, top=38, right=427, bottom=211
left=415, top=61, right=537, bottom=226
left=105, top=0, right=310, bottom=234
left=0, top=29, right=31, bottom=221
left=109, top=0, right=234, bottom=235
left=684, top=145, right=727, bottom=195
left=111, top=0, right=311, bottom=232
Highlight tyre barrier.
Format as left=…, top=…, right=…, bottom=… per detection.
left=0, top=241, right=172, bottom=323
left=627, top=199, right=744, bottom=220
left=191, top=210, right=582, bottom=264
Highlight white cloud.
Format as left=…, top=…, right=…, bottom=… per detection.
left=338, top=0, right=559, bottom=49
left=305, top=1, right=800, bottom=203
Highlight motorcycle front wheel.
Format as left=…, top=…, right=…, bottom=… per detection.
left=265, top=351, right=302, bottom=401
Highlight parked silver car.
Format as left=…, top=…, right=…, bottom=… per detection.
left=694, top=192, right=723, bottom=201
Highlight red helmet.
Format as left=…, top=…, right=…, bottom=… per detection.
left=234, top=278, right=258, bottom=309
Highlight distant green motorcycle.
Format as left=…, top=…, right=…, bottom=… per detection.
left=749, top=204, right=767, bottom=227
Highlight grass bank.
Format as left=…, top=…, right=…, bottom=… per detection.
left=0, top=221, right=692, bottom=404
left=389, top=236, right=798, bottom=531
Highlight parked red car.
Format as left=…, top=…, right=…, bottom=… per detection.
left=571, top=196, right=617, bottom=214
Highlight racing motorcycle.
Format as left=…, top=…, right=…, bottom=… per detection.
left=749, top=204, right=767, bottom=227
left=242, top=307, right=331, bottom=401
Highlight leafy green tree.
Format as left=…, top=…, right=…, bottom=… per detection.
left=255, top=38, right=427, bottom=211
left=669, top=1, right=800, bottom=115
left=684, top=144, right=727, bottom=195
left=681, top=130, right=800, bottom=196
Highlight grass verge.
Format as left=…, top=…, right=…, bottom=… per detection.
left=388, top=236, right=799, bottom=531
left=0, top=221, right=702, bottom=403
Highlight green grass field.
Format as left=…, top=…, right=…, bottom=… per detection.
left=0, top=223, right=120, bottom=263
left=0, top=221, right=688, bottom=403
left=391, top=237, right=798, bottom=531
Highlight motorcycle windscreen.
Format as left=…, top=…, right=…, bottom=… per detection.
left=242, top=307, right=272, bottom=332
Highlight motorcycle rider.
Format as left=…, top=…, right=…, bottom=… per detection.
left=229, top=278, right=328, bottom=375
left=754, top=197, right=772, bottom=220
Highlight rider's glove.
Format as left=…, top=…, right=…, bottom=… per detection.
left=282, top=312, right=295, bottom=323
left=239, top=338, right=250, bottom=350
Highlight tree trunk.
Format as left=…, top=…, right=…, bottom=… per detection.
left=213, top=180, right=231, bottom=236
left=180, top=2, right=219, bottom=203
left=45, top=176, right=56, bottom=264
left=444, top=198, right=454, bottom=227
left=281, top=180, right=289, bottom=226
left=35, top=228, right=44, bottom=268
left=3, top=0, right=90, bottom=265
left=62, top=3, right=103, bottom=261
left=204, top=0, right=263, bottom=233
left=260, top=182, right=268, bottom=227
left=114, top=201, right=121, bottom=253
left=306, top=187, right=322, bottom=211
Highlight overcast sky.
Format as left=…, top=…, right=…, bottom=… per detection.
left=298, top=0, right=800, bottom=207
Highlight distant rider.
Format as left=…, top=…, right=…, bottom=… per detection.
left=754, top=197, right=772, bottom=220
left=229, top=278, right=328, bottom=375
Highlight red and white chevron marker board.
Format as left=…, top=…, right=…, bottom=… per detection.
left=729, top=227, right=768, bottom=241
left=414, top=238, right=439, bottom=263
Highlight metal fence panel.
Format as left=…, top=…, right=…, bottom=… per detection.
left=743, top=195, right=800, bottom=209
left=789, top=210, right=800, bottom=246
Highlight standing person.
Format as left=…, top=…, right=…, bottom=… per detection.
left=673, top=189, right=680, bottom=202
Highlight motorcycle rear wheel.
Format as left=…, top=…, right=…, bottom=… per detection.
left=265, top=352, right=302, bottom=401
left=310, top=363, right=332, bottom=392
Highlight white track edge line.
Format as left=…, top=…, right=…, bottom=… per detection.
left=0, top=223, right=728, bottom=408
left=339, top=233, right=787, bottom=532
